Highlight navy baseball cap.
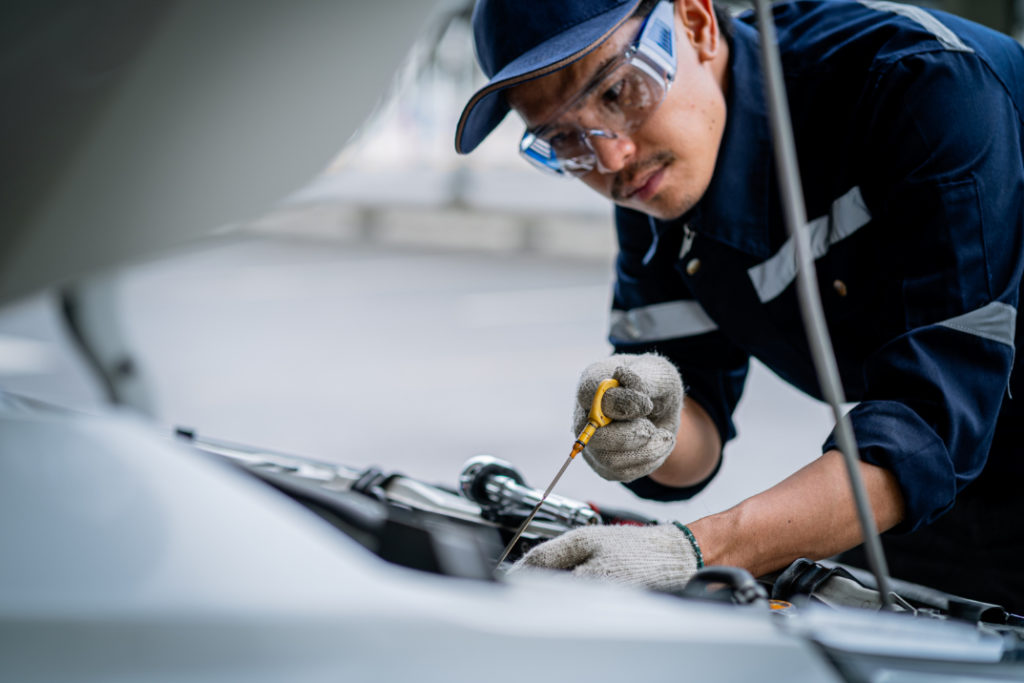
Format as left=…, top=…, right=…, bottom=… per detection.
left=454, top=0, right=643, bottom=155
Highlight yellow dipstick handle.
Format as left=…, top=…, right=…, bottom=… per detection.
left=570, top=378, right=619, bottom=459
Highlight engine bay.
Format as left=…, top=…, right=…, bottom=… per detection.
left=179, top=428, right=1024, bottom=647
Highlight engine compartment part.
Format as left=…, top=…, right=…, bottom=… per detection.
left=680, top=566, right=770, bottom=607
left=180, top=428, right=1024, bottom=658
left=459, top=455, right=599, bottom=529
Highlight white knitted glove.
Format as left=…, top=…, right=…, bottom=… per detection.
left=574, top=353, right=684, bottom=482
left=511, top=524, right=703, bottom=592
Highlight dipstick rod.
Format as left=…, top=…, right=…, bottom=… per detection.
left=495, top=378, right=619, bottom=567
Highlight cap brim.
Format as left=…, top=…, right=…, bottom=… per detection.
left=454, top=0, right=642, bottom=154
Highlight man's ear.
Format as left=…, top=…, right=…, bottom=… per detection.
left=676, top=0, right=719, bottom=62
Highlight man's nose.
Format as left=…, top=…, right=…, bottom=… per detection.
left=589, top=134, right=635, bottom=174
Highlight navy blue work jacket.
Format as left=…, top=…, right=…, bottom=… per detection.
left=611, top=0, right=1024, bottom=541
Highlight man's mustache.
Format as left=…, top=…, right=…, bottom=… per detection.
left=611, top=151, right=676, bottom=201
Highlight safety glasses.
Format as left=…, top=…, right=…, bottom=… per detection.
left=519, top=0, right=677, bottom=176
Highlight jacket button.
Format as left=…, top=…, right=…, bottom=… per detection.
left=833, top=279, right=848, bottom=297
left=686, top=258, right=702, bottom=276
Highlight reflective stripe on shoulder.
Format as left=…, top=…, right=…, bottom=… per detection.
left=939, top=301, right=1017, bottom=348
left=858, top=1, right=974, bottom=53
left=609, top=300, right=718, bottom=343
left=748, top=186, right=871, bottom=304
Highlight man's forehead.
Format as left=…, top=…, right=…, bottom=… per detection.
left=506, top=17, right=639, bottom=128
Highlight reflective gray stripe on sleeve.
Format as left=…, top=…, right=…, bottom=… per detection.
left=858, top=1, right=974, bottom=53
left=610, top=300, right=718, bottom=343
left=939, top=301, right=1017, bottom=348
left=748, top=186, right=871, bottom=303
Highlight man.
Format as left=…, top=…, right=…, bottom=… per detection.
left=455, top=0, right=1024, bottom=612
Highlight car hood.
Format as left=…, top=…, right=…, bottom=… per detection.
left=0, top=0, right=439, bottom=305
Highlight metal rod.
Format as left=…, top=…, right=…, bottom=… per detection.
left=495, top=452, right=576, bottom=566
left=751, top=0, right=894, bottom=608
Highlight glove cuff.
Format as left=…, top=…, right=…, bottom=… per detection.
left=672, top=521, right=704, bottom=569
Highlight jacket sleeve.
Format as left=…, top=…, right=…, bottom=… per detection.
left=610, top=206, right=749, bottom=501
left=824, top=50, right=1024, bottom=533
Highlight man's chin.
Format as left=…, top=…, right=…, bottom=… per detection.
left=647, top=202, right=690, bottom=221
left=616, top=193, right=692, bottom=221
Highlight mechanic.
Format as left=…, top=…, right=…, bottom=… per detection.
left=454, top=0, right=1024, bottom=612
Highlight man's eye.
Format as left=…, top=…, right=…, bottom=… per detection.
left=601, top=79, right=625, bottom=105
left=547, top=130, right=576, bottom=150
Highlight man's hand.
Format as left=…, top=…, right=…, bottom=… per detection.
left=511, top=524, right=701, bottom=593
left=574, top=353, right=684, bottom=482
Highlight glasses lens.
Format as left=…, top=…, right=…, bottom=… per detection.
left=547, top=129, right=590, bottom=160
left=521, top=127, right=594, bottom=176
left=520, top=132, right=571, bottom=175
left=517, top=1, right=676, bottom=177
left=522, top=63, right=662, bottom=176
left=561, top=155, right=597, bottom=176
left=580, top=62, right=664, bottom=134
